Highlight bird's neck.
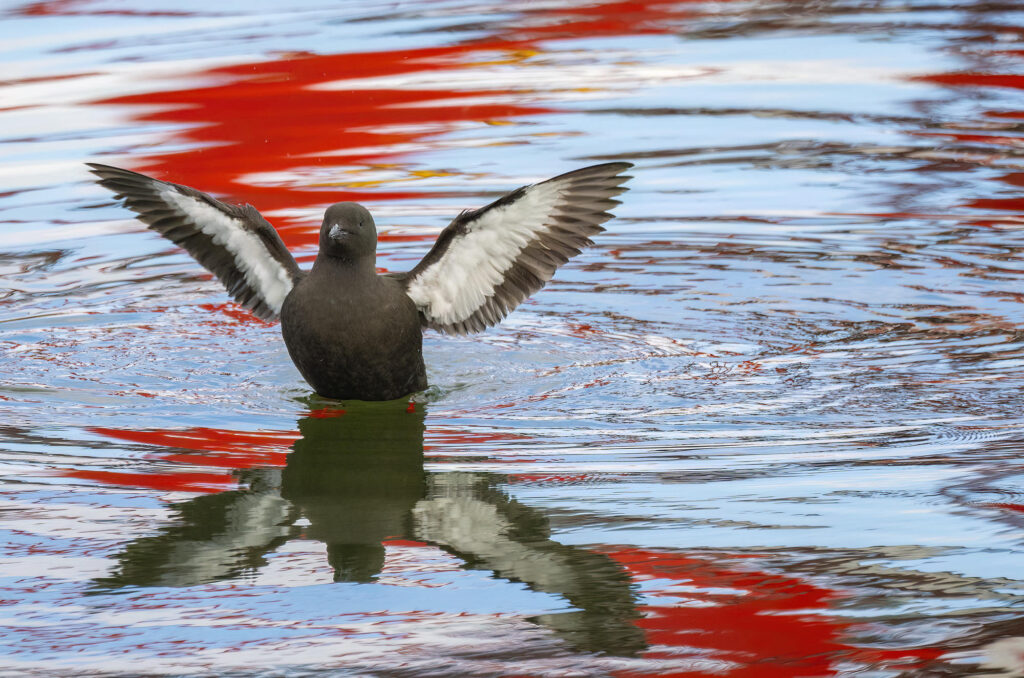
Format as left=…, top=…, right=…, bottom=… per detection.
left=310, top=252, right=377, bottom=281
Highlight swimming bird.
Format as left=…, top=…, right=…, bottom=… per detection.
left=87, top=161, right=633, bottom=401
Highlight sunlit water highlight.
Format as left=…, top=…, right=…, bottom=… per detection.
left=3, top=0, right=1024, bottom=675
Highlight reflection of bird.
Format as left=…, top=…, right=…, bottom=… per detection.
left=94, top=402, right=646, bottom=656
left=281, top=400, right=427, bottom=583
left=87, top=162, right=633, bottom=400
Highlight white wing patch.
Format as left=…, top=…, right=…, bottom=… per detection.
left=162, top=189, right=295, bottom=315
left=88, top=162, right=302, bottom=322
left=400, top=162, right=632, bottom=335
left=405, top=181, right=561, bottom=326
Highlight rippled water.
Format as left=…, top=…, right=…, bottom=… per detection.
left=3, top=0, right=1024, bottom=675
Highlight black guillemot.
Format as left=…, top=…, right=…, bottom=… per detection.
left=87, top=161, right=633, bottom=400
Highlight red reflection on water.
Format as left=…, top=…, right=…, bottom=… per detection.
left=914, top=59, right=1024, bottom=220
left=423, top=426, right=525, bottom=450
left=64, top=468, right=236, bottom=493
left=88, top=1, right=704, bottom=255
left=102, top=51, right=555, bottom=233
left=95, top=45, right=554, bottom=250
left=608, top=549, right=940, bottom=677
left=918, top=72, right=1024, bottom=91
left=77, top=425, right=298, bottom=492
left=989, top=502, right=1024, bottom=514
left=307, top=407, right=346, bottom=419
left=90, top=425, right=296, bottom=455
left=196, top=303, right=275, bottom=326
left=79, top=420, right=528, bottom=485
left=381, top=539, right=430, bottom=548
left=75, top=415, right=528, bottom=493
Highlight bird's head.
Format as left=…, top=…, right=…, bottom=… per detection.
left=319, top=203, right=377, bottom=261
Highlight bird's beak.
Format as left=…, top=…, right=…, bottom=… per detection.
left=328, top=223, right=351, bottom=241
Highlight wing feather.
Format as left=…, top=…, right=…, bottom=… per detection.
left=400, top=162, right=633, bottom=335
left=87, top=163, right=303, bottom=321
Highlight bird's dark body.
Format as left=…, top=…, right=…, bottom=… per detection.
left=281, top=274, right=426, bottom=401
left=281, top=248, right=427, bottom=402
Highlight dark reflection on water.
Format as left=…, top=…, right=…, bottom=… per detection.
left=95, top=402, right=645, bottom=657
left=285, top=404, right=425, bottom=584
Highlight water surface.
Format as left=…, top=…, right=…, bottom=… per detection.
left=3, top=0, right=1024, bottom=675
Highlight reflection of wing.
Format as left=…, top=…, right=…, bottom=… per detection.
left=94, top=469, right=297, bottom=589
left=398, top=163, right=633, bottom=335
left=87, top=163, right=303, bottom=321
left=412, top=472, right=646, bottom=656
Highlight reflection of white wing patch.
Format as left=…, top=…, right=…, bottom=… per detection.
left=406, top=182, right=560, bottom=326
left=148, top=491, right=294, bottom=587
left=402, top=162, right=633, bottom=335
left=162, top=190, right=295, bottom=315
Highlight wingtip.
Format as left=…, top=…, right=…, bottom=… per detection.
left=85, top=161, right=117, bottom=173
left=597, top=160, right=634, bottom=173
left=542, top=161, right=636, bottom=188
left=85, top=162, right=152, bottom=184
left=591, top=160, right=634, bottom=172
left=85, top=162, right=125, bottom=184
left=585, top=161, right=635, bottom=184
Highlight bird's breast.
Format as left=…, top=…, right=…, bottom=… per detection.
left=279, top=273, right=426, bottom=400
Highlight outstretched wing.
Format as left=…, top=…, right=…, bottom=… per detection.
left=398, top=162, right=633, bottom=335
left=87, top=163, right=303, bottom=321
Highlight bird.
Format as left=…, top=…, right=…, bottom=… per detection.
left=86, top=161, right=634, bottom=401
